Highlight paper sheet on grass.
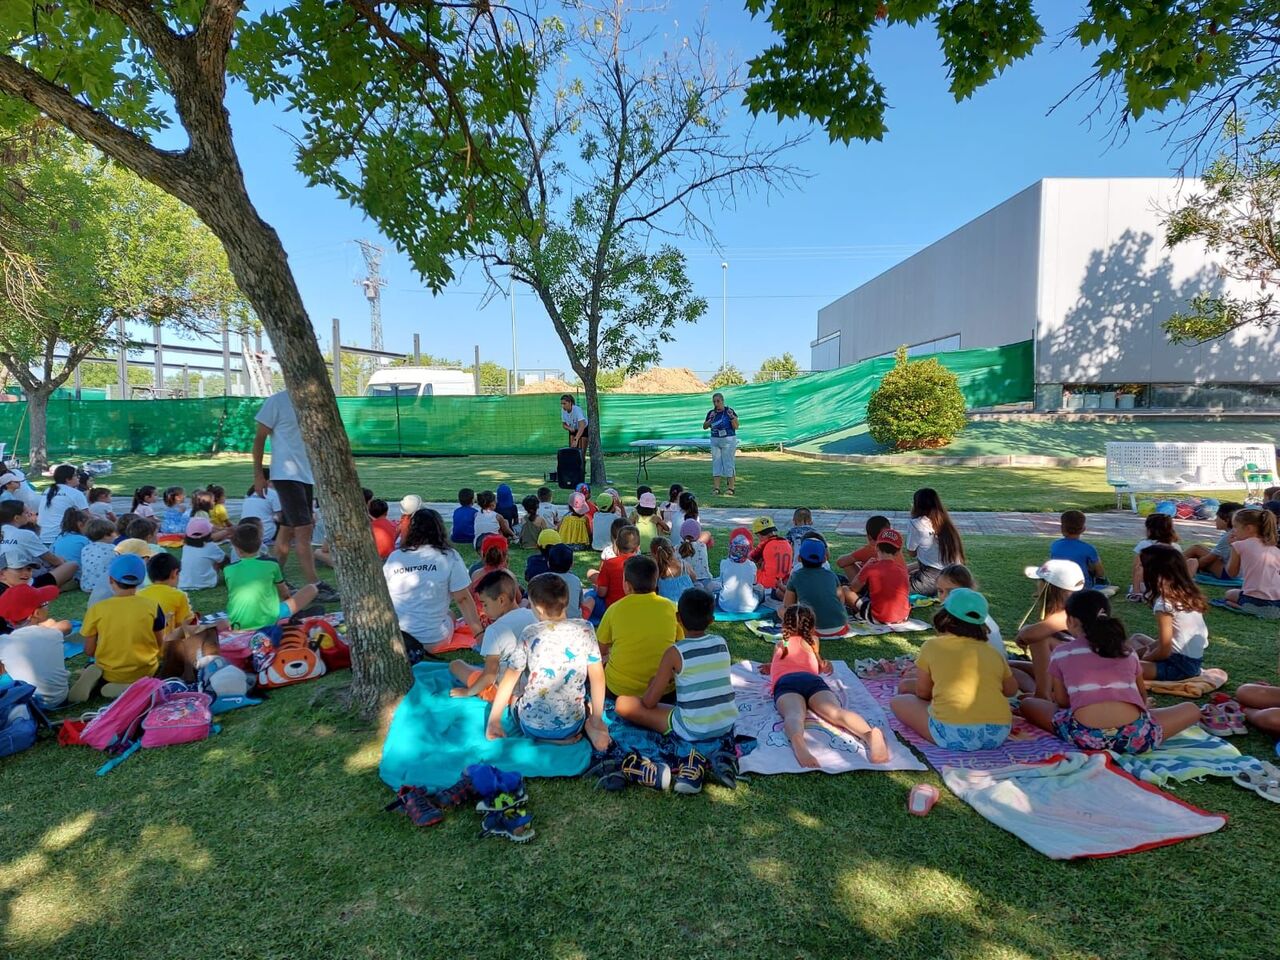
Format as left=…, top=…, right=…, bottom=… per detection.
left=845, top=618, right=930, bottom=636
left=730, top=660, right=924, bottom=775
left=942, top=753, right=1227, bottom=859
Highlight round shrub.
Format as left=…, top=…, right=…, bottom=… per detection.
left=866, top=347, right=967, bottom=450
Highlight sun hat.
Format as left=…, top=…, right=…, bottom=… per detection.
left=0, top=583, right=59, bottom=623
left=1, top=550, right=33, bottom=570
left=537, top=529, right=563, bottom=548
left=876, top=528, right=904, bottom=551
left=1023, top=559, right=1085, bottom=591
left=0, top=472, right=19, bottom=487
left=595, top=492, right=615, bottom=511
left=729, top=534, right=751, bottom=561
left=942, top=587, right=989, bottom=625
left=751, top=516, right=777, bottom=536
left=115, top=538, right=160, bottom=558
left=186, top=517, right=213, bottom=538
left=480, top=534, right=508, bottom=556
left=798, top=538, right=827, bottom=564
left=108, top=553, right=147, bottom=586
left=400, top=494, right=423, bottom=514
left=638, top=492, right=657, bottom=509
left=569, top=492, right=589, bottom=516
left=680, top=518, right=702, bottom=540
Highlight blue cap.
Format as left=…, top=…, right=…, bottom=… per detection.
left=108, top=553, right=146, bottom=586
left=798, top=538, right=827, bottom=564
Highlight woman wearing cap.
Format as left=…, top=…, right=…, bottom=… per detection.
left=702, top=392, right=740, bottom=497
left=891, top=588, right=1018, bottom=751
left=1014, top=559, right=1086, bottom=699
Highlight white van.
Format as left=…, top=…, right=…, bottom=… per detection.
left=364, top=367, right=476, bottom=398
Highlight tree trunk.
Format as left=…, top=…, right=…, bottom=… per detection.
left=584, top=374, right=605, bottom=485
left=25, top=387, right=49, bottom=474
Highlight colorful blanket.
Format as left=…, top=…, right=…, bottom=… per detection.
left=379, top=662, right=592, bottom=791
left=942, top=753, right=1227, bottom=860
left=1112, top=726, right=1265, bottom=786
left=730, top=661, right=925, bottom=775
left=1146, top=667, right=1227, bottom=698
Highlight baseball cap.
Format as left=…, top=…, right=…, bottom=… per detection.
left=575, top=483, right=591, bottom=496
left=876, top=529, right=904, bottom=551
left=942, top=587, right=989, bottom=625
left=729, top=534, right=751, bottom=561
left=638, top=491, right=657, bottom=509
left=399, top=494, right=423, bottom=514
left=115, top=538, right=160, bottom=558
left=569, top=492, right=589, bottom=516
left=108, top=553, right=147, bottom=586
left=751, top=516, right=777, bottom=536
left=537, top=529, right=563, bottom=548
left=1023, top=559, right=1085, bottom=591
left=679, top=518, right=702, bottom=540
left=0, top=472, right=20, bottom=486
left=0, top=583, right=59, bottom=623
left=479, top=534, right=508, bottom=556
left=798, top=538, right=827, bottom=564
left=546, top=543, right=574, bottom=573
left=186, top=517, right=213, bottom=538
left=595, top=492, right=615, bottom=511
left=1, top=550, right=33, bottom=570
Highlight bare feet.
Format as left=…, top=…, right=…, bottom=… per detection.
left=791, top=737, right=821, bottom=768
left=865, top=727, right=889, bottom=764
left=585, top=721, right=612, bottom=752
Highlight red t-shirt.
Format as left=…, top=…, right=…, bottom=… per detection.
left=597, top=552, right=635, bottom=609
left=860, top=557, right=911, bottom=624
left=757, top=538, right=794, bottom=589
left=840, top=541, right=905, bottom=569
left=371, top=517, right=398, bottom=559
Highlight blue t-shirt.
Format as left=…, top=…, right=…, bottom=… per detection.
left=706, top=407, right=737, bottom=438
left=51, top=532, right=89, bottom=566
left=451, top=505, right=478, bottom=544
left=1049, top=538, right=1100, bottom=587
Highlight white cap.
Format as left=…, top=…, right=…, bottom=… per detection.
left=0, top=472, right=19, bottom=486
left=399, top=494, right=423, bottom=514
left=1023, top=559, right=1086, bottom=591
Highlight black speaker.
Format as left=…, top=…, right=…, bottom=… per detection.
left=556, top=447, right=585, bottom=489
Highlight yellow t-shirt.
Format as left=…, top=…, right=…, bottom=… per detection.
left=139, top=582, right=194, bottom=630
left=916, top=632, right=1013, bottom=726
left=210, top=504, right=231, bottom=528
left=598, top=592, right=683, bottom=697
left=82, top=593, right=165, bottom=684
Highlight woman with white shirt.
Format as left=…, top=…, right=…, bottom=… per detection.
left=37, top=464, right=88, bottom=546
left=904, top=487, right=965, bottom=597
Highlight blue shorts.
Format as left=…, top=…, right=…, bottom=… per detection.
left=1154, top=652, right=1202, bottom=681
left=927, top=712, right=1011, bottom=752
left=1241, top=594, right=1280, bottom=608
left=772, top=672, right=830, bottom=703
left=278, top=601, right=292, bottom=621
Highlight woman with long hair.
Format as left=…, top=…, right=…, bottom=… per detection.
left=905, top=487, right=965, bottom=596
left=37, top=463, right=88, bottom=546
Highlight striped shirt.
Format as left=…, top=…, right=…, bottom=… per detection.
left=1048, top=637, right=1145, bottom=711
left=669, top=634, right=738, bottom=742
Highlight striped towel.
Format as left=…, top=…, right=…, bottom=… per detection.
left=1113, top=726, right=1264, bottom=786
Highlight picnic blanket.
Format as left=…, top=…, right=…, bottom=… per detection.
left=714, top=603, right=778, bottom=623
left=603, top=703, right=737, bottom=766
left=1196, top=572, right=1243, bottom=588
left=1146, top=667, right=1227, bottom=698
left=379, top=662, right=592, bottom=791
left=941, top=753, right=1227, bottom=860
left=729, top=661, right=924, bottom=775
left=1112, top=726, right=1265, bottom=786
left=1210, top=598, right=1280, bottom=620
left=846, top=618, right=931, bottom=636
left=63, top=640, right=84, bottom=659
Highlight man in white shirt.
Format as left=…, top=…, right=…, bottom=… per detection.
left=252, top=391, right=338, bottom=603
left=559, top=394, right=589, bottom=451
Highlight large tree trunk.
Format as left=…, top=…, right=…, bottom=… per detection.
left=24, top=387, right=49, bottom=474
left=583, top=375, right=606, bottom=485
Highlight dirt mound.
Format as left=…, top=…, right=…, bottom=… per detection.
left=618, top=367, right=709, bottom=395
left=516, top=376, right=577, bottom=395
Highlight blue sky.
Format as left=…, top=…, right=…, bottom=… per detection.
left=219, top=2, right=1177, bottom=380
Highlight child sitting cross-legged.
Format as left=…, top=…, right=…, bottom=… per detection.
left=224, top=522, right=318, bottom=630
left=1224, top=507, right=1280, bottom=614
left=178, top=517, right=229, bottom=591
left=71, top=554, right=166, bottom=701
left=139, top=551, right=196, bottom=634
left=0, top=583, right=69, bottom=709
left=595, top=524, right=640, bottom=611
left=450, top=570, right=537, bottom=701
left=598, top=555, right=683, bottom=698
left=1183, top=501, right=1240, bottom=580
left=1130, top=545, right=1209, bottom=681
left=891, top=588, right=1018, bottom=752
left=717, top=534, right=763, bottom=614
left=517, top=494, right=548, bottom=550
left=485, top=573, right=610, bottom=749
left=847, top=528, right=911, bottom=626
left=1049, top=509, right=1109, bottom=591
left=1019, top=590, right=1201, bottom=752
left=783, top=537, right=855, bottom=638
left=760, top=603, right=889, bottom=767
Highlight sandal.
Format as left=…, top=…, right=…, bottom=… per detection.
left=1233, top=760, right=1280, bottom=793
left=384, top=786, right=444, bottom=827
left=480, top=806, right=536, bottom=842
left=1200, top=703, right=1235, bottom=737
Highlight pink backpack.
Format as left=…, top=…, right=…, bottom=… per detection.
left=140, top=691, right=212, bottom=748
left=80, top=677, right=166, bottom=751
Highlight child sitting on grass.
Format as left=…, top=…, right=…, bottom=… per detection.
left=450, top=488, right=478, bottom=546
left=847, top=528, right=911, bottom=626
left=158, top=486, right=189, bottom=536
left=595, top=524, right=640, bottom=611
left=72, top=554, right=166, bottom=701
left=598, top=555, right=683, bottom=698
left=525, top=528, right=562, bottom=582
left=224, top=523, right=318, bottom=630
left=783, top=538, right=854, bottom=637
left=891, top=588, right=1017, bottom=752
left=547, top=543, right=584, bottom=617
left=1013, top=559, right=1085, bottom=698
left=632, top=492, right=668, bottom=550
left=0, top=583, right=68, bottom=709
left=51, top=508, right=89, bottom=568
left=760, top=603, right=889, bottom=767
left=679, top=519, right=715, bottom=589
left=536, top=486, right=560, bottom=528
left=1224, top=507, right=1280, bottom=614
left=558, top=492, right=592, bottom=548
left=178, top=517, right=228, bottom=591
left=1183, top=502, right=1240, bottom=580
left=786, top=508, right=818, bottom=549
left=1129, top=513, right=1186, bottom=599
left=652, top=536, right=695, bottom=603
left=86, top=486, right=116, bottom=523
left=140, top=552, right=196, bottom=634
left=1130, top=545, right=1209, bottom=681
left=369, top=499, right=398, bottom=559
left=718, top=535, right=763, bottom=613
left=1049, top=510, right=1108, bottom=590
left=1019, top=590, right=1201, bottom=752
left=486, top=573, right=609, bottom=749
left=78, top=518, right=118, bottom=597
left=451, top=570, right=538, bottom=701
left=590, top=492, right=620, bottom=552
left=472, top=490, right=514, bottom=546
left=517, top=494, right=548, bottom=550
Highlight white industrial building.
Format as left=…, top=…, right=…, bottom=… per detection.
left=811, top=178, right=1280, bottom=410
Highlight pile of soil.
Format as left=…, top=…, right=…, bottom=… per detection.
left=617, top=367, right=709, bottom=395
left=515, top=376, right=578, bottom=395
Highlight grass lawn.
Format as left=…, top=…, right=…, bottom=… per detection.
left=4, top=531, right=1278, bottom=960
left=92, top=451, right=1125, bottom=512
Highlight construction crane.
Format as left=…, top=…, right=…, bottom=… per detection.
left=354, top=239, right=387, bottom=356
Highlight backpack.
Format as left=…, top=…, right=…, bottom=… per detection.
left=0, top=680, right=41, bottom=759
left=140, top=691, right=212, bottom=748
left=302, top=617, right=350, bottom=671
left=758, top=538, right=795, bottom=589
left=80, top=677, right=166, bottom=752
left=256, top=622, right=327, bottom=689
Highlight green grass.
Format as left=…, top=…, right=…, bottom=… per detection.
left=5, top=531, right=1279, bottom=960
left=93, top=451, right=1124, bottom=512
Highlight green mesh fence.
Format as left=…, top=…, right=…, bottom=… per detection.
left=0, top=341, right=1032, bottom=458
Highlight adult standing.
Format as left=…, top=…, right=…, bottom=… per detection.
left=252, top=390, right=338, bottom=603
left=702, top=392, right=739, bottom=497
left=560, top=394, right=589, bottom=452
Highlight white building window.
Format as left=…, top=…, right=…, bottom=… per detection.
left=868, top=334, right=961, bottom=361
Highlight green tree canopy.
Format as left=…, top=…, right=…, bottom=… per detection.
left=754, top=352, right=801, bottom=383
left=709, top=364, right=748, bottom=388
left=866, top=346, right=966, bottom=449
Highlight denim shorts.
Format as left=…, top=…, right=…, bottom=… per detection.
left=927, top=712, right=1011, bottom=752
left=1154, top=652, right=1202, bottom=681
left=772, top=672, right=830, bottom=703
left=1053, top=708, right=1162, bottom=754
left=1241, top=594, right=1280, bottom=608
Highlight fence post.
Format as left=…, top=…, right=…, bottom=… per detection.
left=473, top=345, right=481, bottom=395
left=332, top=317, right=343, bottom=396
left=221, top=322, right=232, bottom=397
left=116, top=317, right=128, bottom=399
left=413, top=333, right=421, bottom=365
left=182, top=364, right=190, bottom=398
left=153, top=325, right=164, bottom=396
left=73, top=362, right=81, bottom=400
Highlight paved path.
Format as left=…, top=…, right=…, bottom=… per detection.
left=111, top=498, right=1215, bottom=540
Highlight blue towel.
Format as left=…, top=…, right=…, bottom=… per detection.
left=63, top=640, right=85, bottom=659
left=1196, top=573, right=1244, bottom=588
left=379, top=662, right=593, bottom=791
left=713, top=604, right=776, bottom=623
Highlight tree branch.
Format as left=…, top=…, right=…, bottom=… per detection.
left=93, top=0, right=188, bottom=64
left=195, top=0, right=245, bottom=89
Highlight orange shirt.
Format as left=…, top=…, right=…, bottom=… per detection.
left=597, top=552, right=635, bottom=609
left=371, top=517, right=398, bottom=559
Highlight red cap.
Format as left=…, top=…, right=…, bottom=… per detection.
left=0, top=583, right=59, bottom=623
left=876, top=528, right=903, bottom=550
left=479, top=534, right=508, bottom=556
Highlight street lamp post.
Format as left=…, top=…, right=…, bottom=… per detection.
left=720, top=261, right=728, bottom=374
left=510, top=276, right=518, bottom=394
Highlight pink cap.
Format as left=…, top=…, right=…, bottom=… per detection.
left=638, top=491, right=657, bottom=509
left=186, top=517, right=213, bottom=537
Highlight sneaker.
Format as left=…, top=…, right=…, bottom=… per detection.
left=673, top=750, right=707, bottom=795
left=314, top=580, right=340, bottom=603
left=431, top=771, right=478, bottom=810
left=384, top=786, right=444, bottom=827
left=707, top=747, right=739, bottom=790
left=586, top=746, right=627, bottom=792
left=620, top=751, right=671, bottom=791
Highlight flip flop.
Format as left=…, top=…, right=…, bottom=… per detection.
left=908, top=783, right=939, bottom=816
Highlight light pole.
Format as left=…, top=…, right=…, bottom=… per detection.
left=720, top=261, right=728, bottom=374
left=509, top=275, right=518, bottom=394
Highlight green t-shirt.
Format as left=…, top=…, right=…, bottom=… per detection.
left=788, top=565, right=847, bottom=631
left=224, top=557, right=284, bottom=629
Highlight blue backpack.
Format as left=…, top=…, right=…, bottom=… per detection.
left=0, top=679, right=44, bottom=759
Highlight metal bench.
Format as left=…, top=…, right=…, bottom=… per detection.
left=1105, top=440, right=1277, bottom=511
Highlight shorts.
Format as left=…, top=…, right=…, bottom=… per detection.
left=1052, top=708, right=1162, bottom=754
left=31, top=571, right=56, bottom=588
left=1240, top=594, right=1280, bottom=609
left=850, top=594, right=906, bottom=626
left=464, top=668, right=498, bottom=703
left=274, top=480, right=314, bottom=528
left=513, top=704, right=584, bottom=741
left=927, top=712, right=1011, bottom=752
left=772, top=672, right=830, bottom=703
left=909, top=564, right=942, bottom=596
left=1154, top=652, right=1202, bottom=681
left=277, top=601, right=292, bottom=621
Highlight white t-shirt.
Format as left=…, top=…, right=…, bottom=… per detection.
left=480, top=607, right=539, bottom=662
left=684, top=540, right=712, bottom=581
left=255, top=392, right=314, bottom=484
left=561, top=404, right=588, bottom=430
left=718, top=557, right=760, bottom=613
left=1134, top=538, right=1182, bottom=555
left=87, top=501, right=114, bottom=520
left=1153, top=596, right=1208, bottom=659
left=37, top=484, right=88, bottom=545
left=0, top=625, right=68, bottom=706
left=239, top=491, right=280, bottom=544
left=2, top=524, right=47, bottom=566
left=907, top=517, right=944, bottom=570
left=985, top=616, right=1006, bottom=660
left=179, top=541, right=228, bottom=591
left=79, top=541, right=116, bottom=595
left=591, top=513, right=616, bottom=551
left=135, top=503, right=156, bottom=519
left=537, top=501, right=560, bottom=527
left=473, top=510, right=501, bottom=541
left=383, top=545, right=470, bottom=645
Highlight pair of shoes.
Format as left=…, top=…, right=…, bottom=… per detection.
left=314, top=580, right=340, bottom=604
left=586, top=745, right=627, bottom=791
left=431, top=771, right=479, bottom=809
left=1201, top=701, right=1247, bottom=736
left=384, top=785, right=444, bottom=827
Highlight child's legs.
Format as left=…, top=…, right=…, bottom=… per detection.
left=1242, top=707, right=1280, bottom=736
left=889, top=694, right=935, bottom=743
left=284, top=582, right=319, bottom=615
left=1017, top=696, right=1059, bottom=733
left=1236, top=683, right=1280, bottom=709
left=50, top=561, right=78, bottom=587
left=776, top=692, right=809, bottom=741
left=1151, top=702, right=1202, bottom=740
left=1130, top=553, right=1142, bottom=592
left=1018, top=638, right=1053, bottom=698
left=613, top=695, right=674, bottom=734
left=807, top=689, right=871, bottom=737
left=1224, top=588, right=1241, bottom=604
